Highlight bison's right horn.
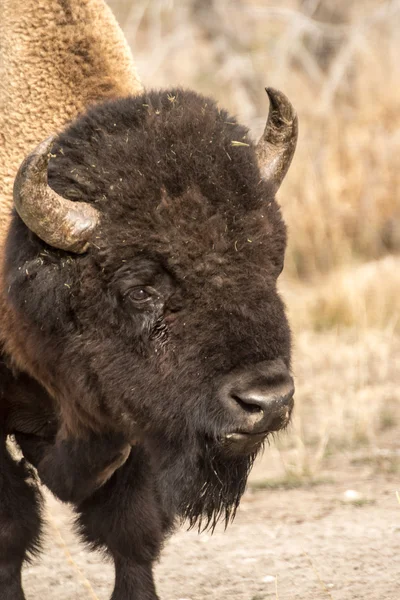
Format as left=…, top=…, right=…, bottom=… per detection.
left=13, top=136, right=100, bottom=254
left=256, top=88, right=298, bottom=193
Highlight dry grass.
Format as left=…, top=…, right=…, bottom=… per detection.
left=246, top=326, right=400, bottom=481
left=281, top=254, right=400, bottom=332
left=270, top=327, right=400, bottom=477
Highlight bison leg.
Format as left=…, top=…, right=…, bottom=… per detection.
left=75, top=446, right=174, bottom=600
left=0, top=436, right=43, bottom=600
left=15, top=429, right=131, bottom=504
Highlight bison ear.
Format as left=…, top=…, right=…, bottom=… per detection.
left=13, top=136, right=100, bottom=254
left=256, top=88, right=298, bottom=194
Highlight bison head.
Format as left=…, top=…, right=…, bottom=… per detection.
left=7, top=88, right=297, bottom=528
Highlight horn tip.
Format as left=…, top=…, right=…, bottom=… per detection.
left=36, top=134, right=58, bottom=156
left=265, top=87, right=297, bottom=123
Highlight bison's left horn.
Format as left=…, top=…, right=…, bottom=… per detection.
left=13, top=136, right=100, bottom=253
left=256, top=88, right=298, bottom=193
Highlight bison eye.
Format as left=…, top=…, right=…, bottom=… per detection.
left=129, top=287, right=153, bottom=303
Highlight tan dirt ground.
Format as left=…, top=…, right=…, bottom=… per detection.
left=22, top=463, right=400, bottom=600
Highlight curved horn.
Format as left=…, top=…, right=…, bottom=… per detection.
left=256, top=88, right=298, bottom=193
left=13, top=136, right=100, bottom=253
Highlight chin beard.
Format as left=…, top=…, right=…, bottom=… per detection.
left=181, top=442, right=257, bottom=532
left=155, top=438, right=258, bottom=533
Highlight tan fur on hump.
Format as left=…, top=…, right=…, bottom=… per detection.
left=0, top=0, right=142, bottom=369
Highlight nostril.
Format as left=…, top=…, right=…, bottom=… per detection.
left=227, top=382, right=294, bottom=421
left=219, top=359, right=295, bottom=431
left=231, top=394, right=263, bottom=414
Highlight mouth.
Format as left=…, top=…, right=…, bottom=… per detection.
left=221, top=408, right=292, bottom=455
left=221, top=430, right=268, bottom=455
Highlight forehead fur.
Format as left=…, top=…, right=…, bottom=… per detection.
left=48, top=88, right=286, bottom=273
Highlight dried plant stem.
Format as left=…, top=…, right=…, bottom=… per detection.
left=304, top=551, right=335, bottom=599
left=47, top=511, right=100, bottom=600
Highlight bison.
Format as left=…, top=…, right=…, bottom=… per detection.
left=0, top=2, right=298, bottom=600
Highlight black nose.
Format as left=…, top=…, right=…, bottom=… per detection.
left=219, top=359, right=294, bottom=436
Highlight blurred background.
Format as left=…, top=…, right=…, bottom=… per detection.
left=106, top=0, right=400, bottom=481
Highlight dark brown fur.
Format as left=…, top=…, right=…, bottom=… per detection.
left=1, top=89, right=291, bottom=600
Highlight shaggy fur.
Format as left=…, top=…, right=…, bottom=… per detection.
left=3, top=90, right=292, bottom=599
left=0, top=2, right=140, bottom=598
left=0, top=0, right=142, bottom=368
left=0, top=4, right=294, bottom=600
